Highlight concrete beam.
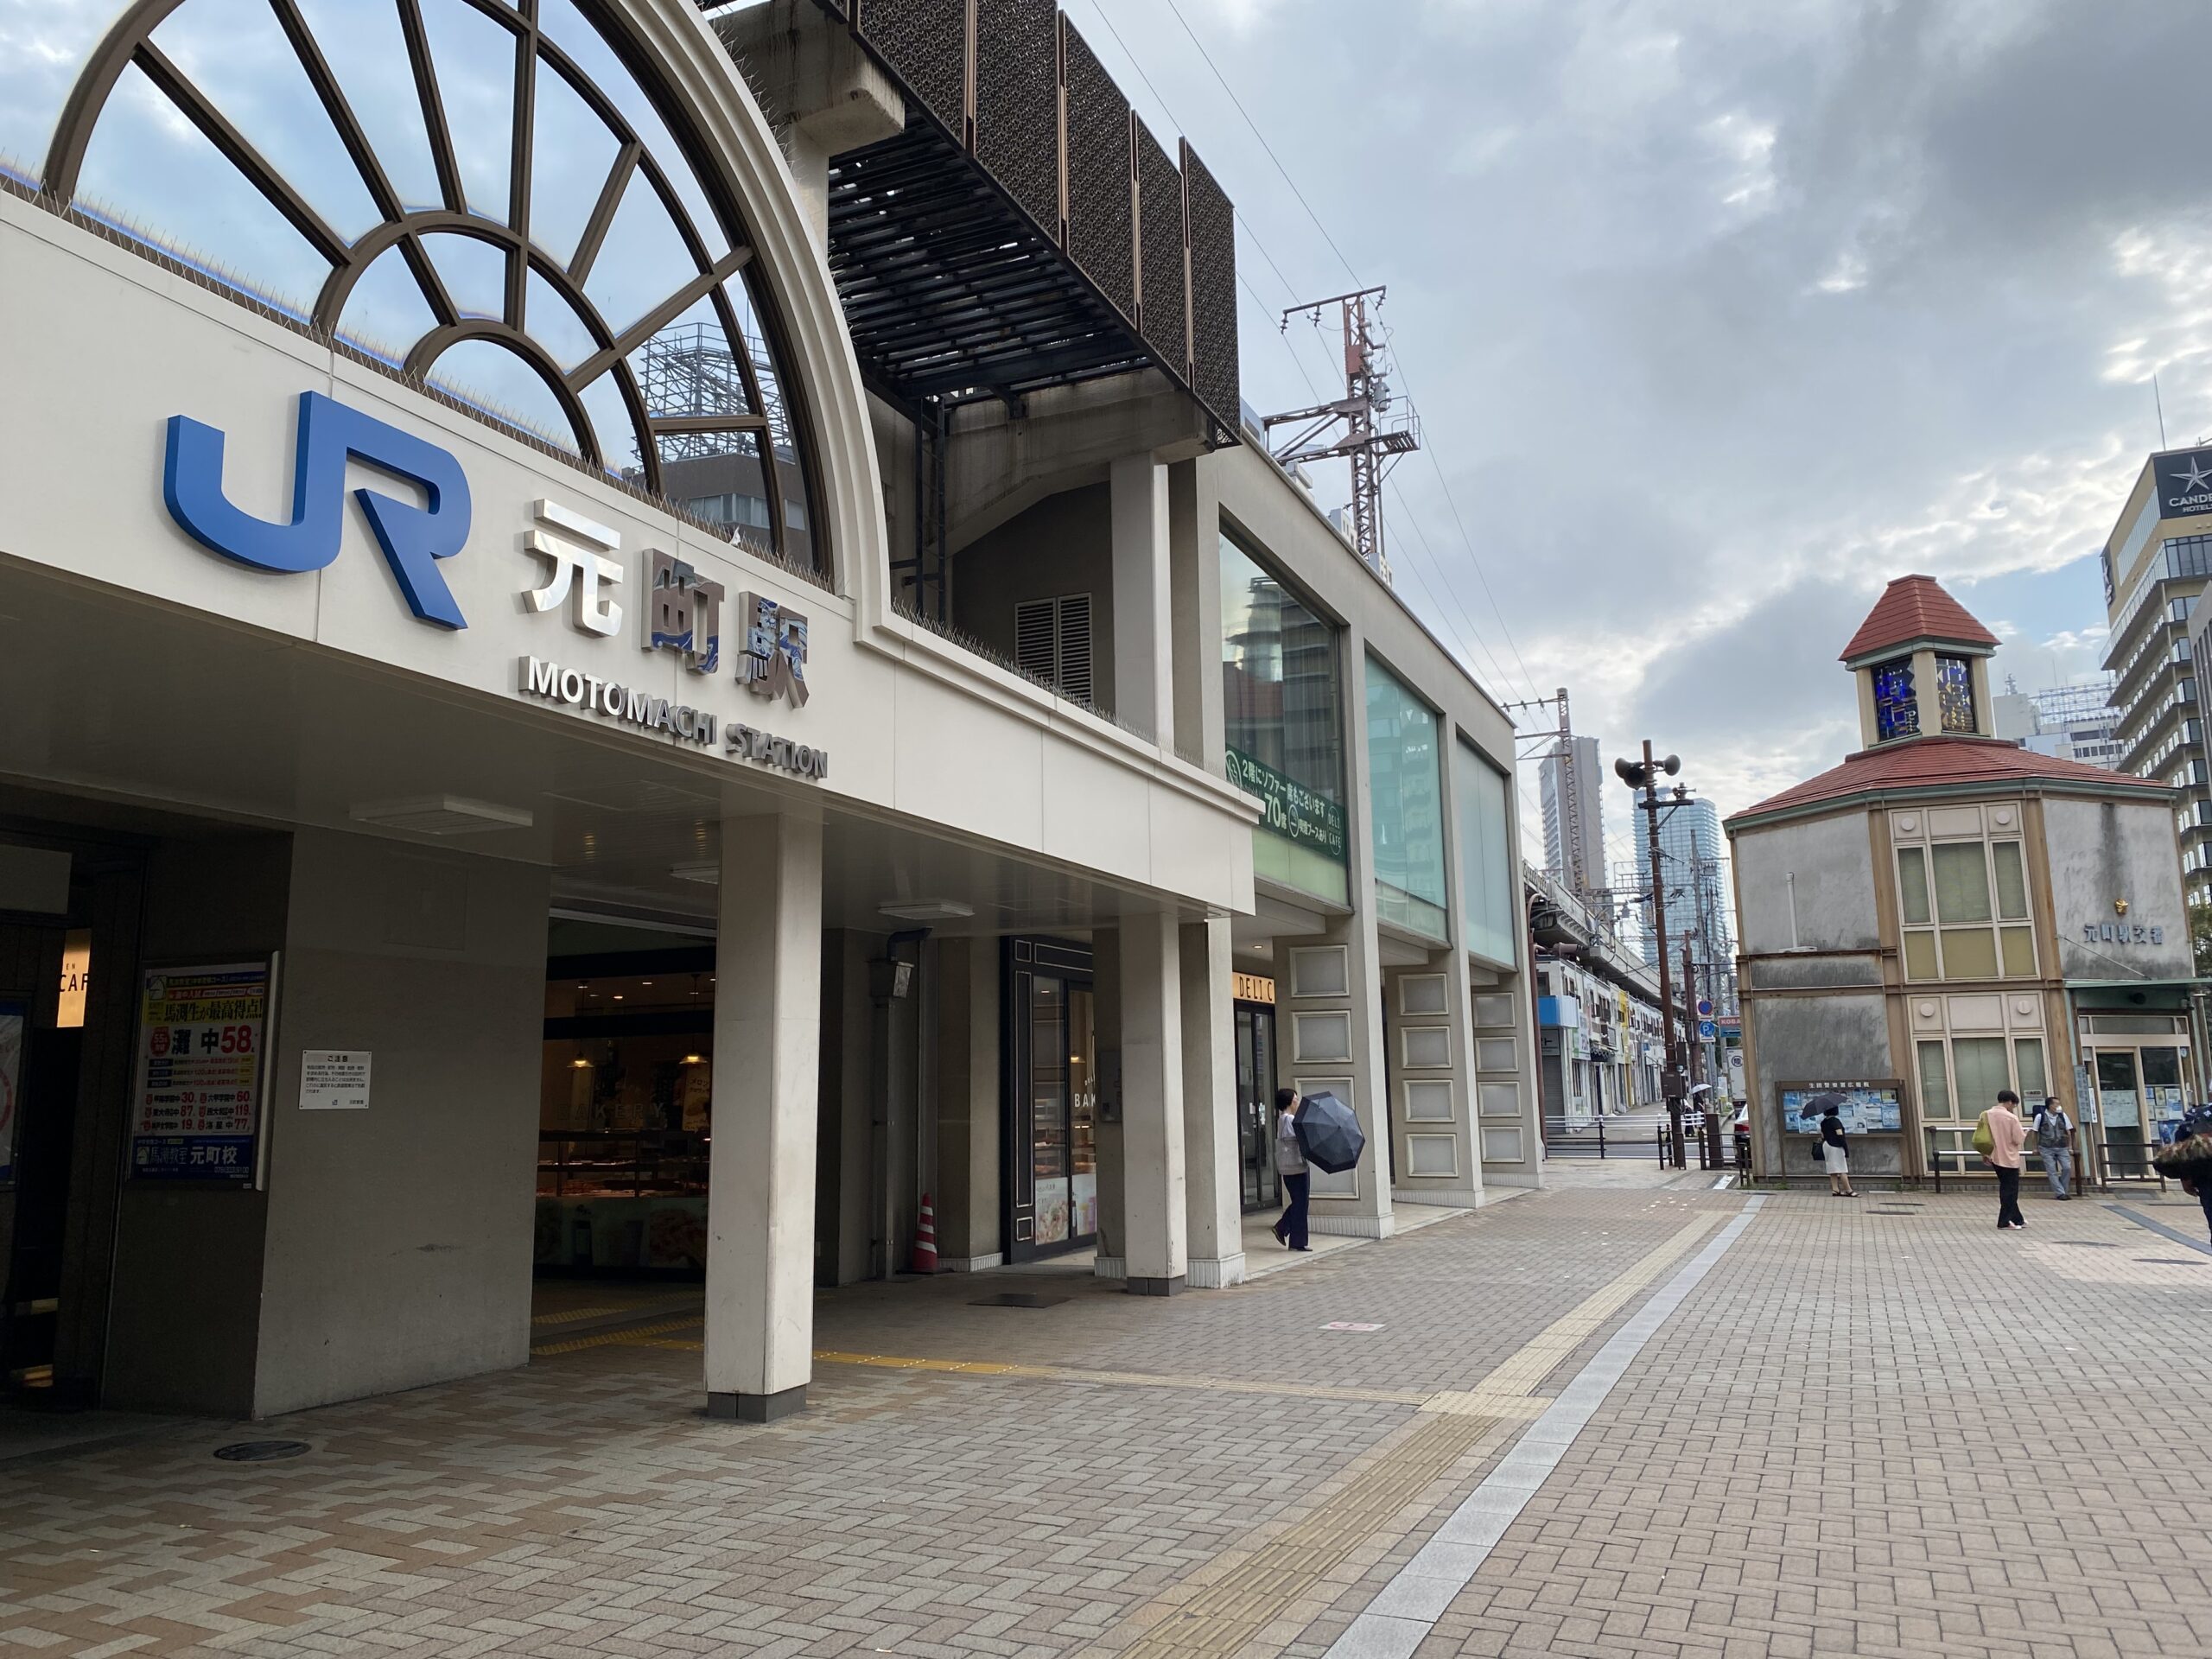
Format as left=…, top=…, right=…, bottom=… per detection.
left=946, top=372, right=1216, bottom=556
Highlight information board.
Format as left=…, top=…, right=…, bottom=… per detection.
left=1779, top=1082, right=1903, bottom=1135
left=130, top=963, right=270, bottom=1182
left=0, top=1002, right=22, bottom=1183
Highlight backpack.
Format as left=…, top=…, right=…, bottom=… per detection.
left=2037, top=1109, right=2069, bottom=1149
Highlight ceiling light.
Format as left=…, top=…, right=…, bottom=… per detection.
left=350, top=795, right=533, bottom=836
left=878, top=899, right=975, bottom=922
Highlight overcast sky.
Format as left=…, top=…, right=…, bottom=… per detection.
left=1065, top=0, right=2207, bottom=863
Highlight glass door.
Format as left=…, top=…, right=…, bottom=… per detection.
left=1235, top=1005, right=1279, bottom=1212
left=1022, top=973, right=1098, bottom=1255
left=2093, top=1049, right=2147, bottom=1175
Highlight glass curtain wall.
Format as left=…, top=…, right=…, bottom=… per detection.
left=1455, top=740, right=1517, bottom=966
left=1219, top=532, right=1349, bottom=904
left=1367, top=656, right=1449, bottom=939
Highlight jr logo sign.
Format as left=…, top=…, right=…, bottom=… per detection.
left=163, top=391, right=473, bottom=629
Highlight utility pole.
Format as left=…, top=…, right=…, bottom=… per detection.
left=1616, top=741, right=1690, bottom=1167
left=1262, top=286, right=1421, bottom=582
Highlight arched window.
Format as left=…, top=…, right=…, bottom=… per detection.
left=1, top=0, right=823, bottom=574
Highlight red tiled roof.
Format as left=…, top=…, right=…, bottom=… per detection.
left=1838, top=574, right=2001, bottom=662
left=1728, top=736, right=2169, bottom=823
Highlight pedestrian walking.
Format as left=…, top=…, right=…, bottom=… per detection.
left=1819, top=1105, right=1854, bottom=1198
left=2031, top=1096, right=2075, bottom=1199
left=1975, top=1089, right=2028, bottom=1230
left=1270, top=1087, right=1312, bottom=1252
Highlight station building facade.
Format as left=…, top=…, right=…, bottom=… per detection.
left=0, top=0, right=1535, bottom=1421
left=1729, top=576, right=2196, bottom=1186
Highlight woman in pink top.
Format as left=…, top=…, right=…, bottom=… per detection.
left=1984, top=1090, right=2027, bottom=1230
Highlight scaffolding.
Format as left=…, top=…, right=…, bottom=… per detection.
left=638, top=321, right=793, bottom=466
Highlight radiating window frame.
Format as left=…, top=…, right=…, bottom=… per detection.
left=27, top=0, right=827, bottom=575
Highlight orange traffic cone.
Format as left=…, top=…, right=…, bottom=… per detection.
left=912, top=1193, right=940, bottom=1274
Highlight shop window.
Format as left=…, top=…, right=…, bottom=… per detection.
left=536, top=967, right=715, bottom=1273
left=1936, top=655, right=1977, bottom=734
left=1896, top=829, right=2036, bottom=982
left=1455, top=741, right=1518, bottom=967
left=1916, top=1040, right=1952, bottom=1117
left=2016, top=1038, right=2047, bottom=1102
left=1014, top=594, right=1095, bottom=705
left=1366, top=655, right=1448, bottom=940
left=1220, top=532, right=1348, bottom=904
left=1872, top=657, right=1918, bottom=741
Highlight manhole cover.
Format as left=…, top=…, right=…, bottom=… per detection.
left=213, top=1440, right=309, bottom=1462
left=2134, top=1257, right=2207, bottom=1267
left=968, top=1293, right=1066, bottom=1309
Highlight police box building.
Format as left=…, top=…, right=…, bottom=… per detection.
left=0, top=0, right=1535, bottom=1422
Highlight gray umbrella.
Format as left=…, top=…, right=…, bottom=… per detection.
left=1294, top=1090, right=1366, bottom=1174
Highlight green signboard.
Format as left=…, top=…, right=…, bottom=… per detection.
left=1227, top=747, right=1346, bottom=863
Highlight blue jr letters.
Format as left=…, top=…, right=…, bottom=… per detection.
left=163, top=391, right=473, bottom=629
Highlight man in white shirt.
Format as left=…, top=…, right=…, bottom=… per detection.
left=1271, top=1088, right=1313, bottom=1252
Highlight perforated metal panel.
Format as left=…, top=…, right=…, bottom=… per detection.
left=1182, top=138, right=1240, bottom=433
left=1135, top=120, right=1185, bottom=373
left=974, top=0, right=1059, bottom=233
left=857, top=0, right=968, bottom=131
left=1062, top=19, right=1135, bottom=323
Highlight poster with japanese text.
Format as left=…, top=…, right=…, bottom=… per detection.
left=129, top=963, right=268, bottom=1182
left=0, top=1003, right=22, bottom=1183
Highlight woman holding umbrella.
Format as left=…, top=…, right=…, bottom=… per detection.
left=1270, top=1088, right=1311, bottom=1251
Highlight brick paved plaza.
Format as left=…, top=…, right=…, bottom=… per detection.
left=4, top=1178, right=2209, bottom=1658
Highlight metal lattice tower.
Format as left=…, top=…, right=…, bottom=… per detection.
left=1507, top=687, right=1591, bottom=901
left=1262, top=287, right=1420, bottom=580
left=639, top=321, right=793, bottom=466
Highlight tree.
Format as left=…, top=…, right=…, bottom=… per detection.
left=2190, top=899, right=2212, bottom=979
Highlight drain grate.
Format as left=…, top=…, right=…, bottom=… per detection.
left=969, top=1293, right=1067, bottom=1309
left=2135, top=1257, right=2207, bottom=1267
left=2057, top=1240, right=2120, bottom=1248
left=213, top=1440, right=309, bottom=1462
left=1867, top=1206, right=1920, bottom=1214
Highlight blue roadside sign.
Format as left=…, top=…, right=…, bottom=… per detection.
left=1697, top=1020, right=1717, bottom=1039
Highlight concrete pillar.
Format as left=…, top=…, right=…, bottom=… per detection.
left=1294, top=632, right=1394, bottom=1236
left=1118, top=912, right=1188, bottom=1293
left=1179, top=916, right=1244, bottom=1287
left=1110, top=454, right=1174, bottom=741
left=1166, top=457, right=1224, bottom=767
left=1092, top=930, right=1126, bottom=1275
left=715, top=2, right=903, bottom=251
left=706, top=813, right=823, bottom=1423
left=933, top=937, right=1003, bottom=1271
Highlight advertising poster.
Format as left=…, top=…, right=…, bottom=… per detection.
left=0, top=1002, right=23, bottom=1183
left=130, top=963, right=269, bottom=1182
left=1780, top=1084, right=1903, bottom=1135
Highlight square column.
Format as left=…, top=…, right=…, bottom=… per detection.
left=705, top=813, right=823, bottom=1423
left=1119, top=912, right=1188, bottom=1294
left=1111, top=454, right=1174, bottom=740
left=1179, top=916, right=1244, bottom=1287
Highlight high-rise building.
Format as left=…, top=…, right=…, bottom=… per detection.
left=2100, top=446, right=2212, bottom=899
left=1539, top=735, right=1605, bottom=897
left=1632, top=795, right=1734, bottom=1011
